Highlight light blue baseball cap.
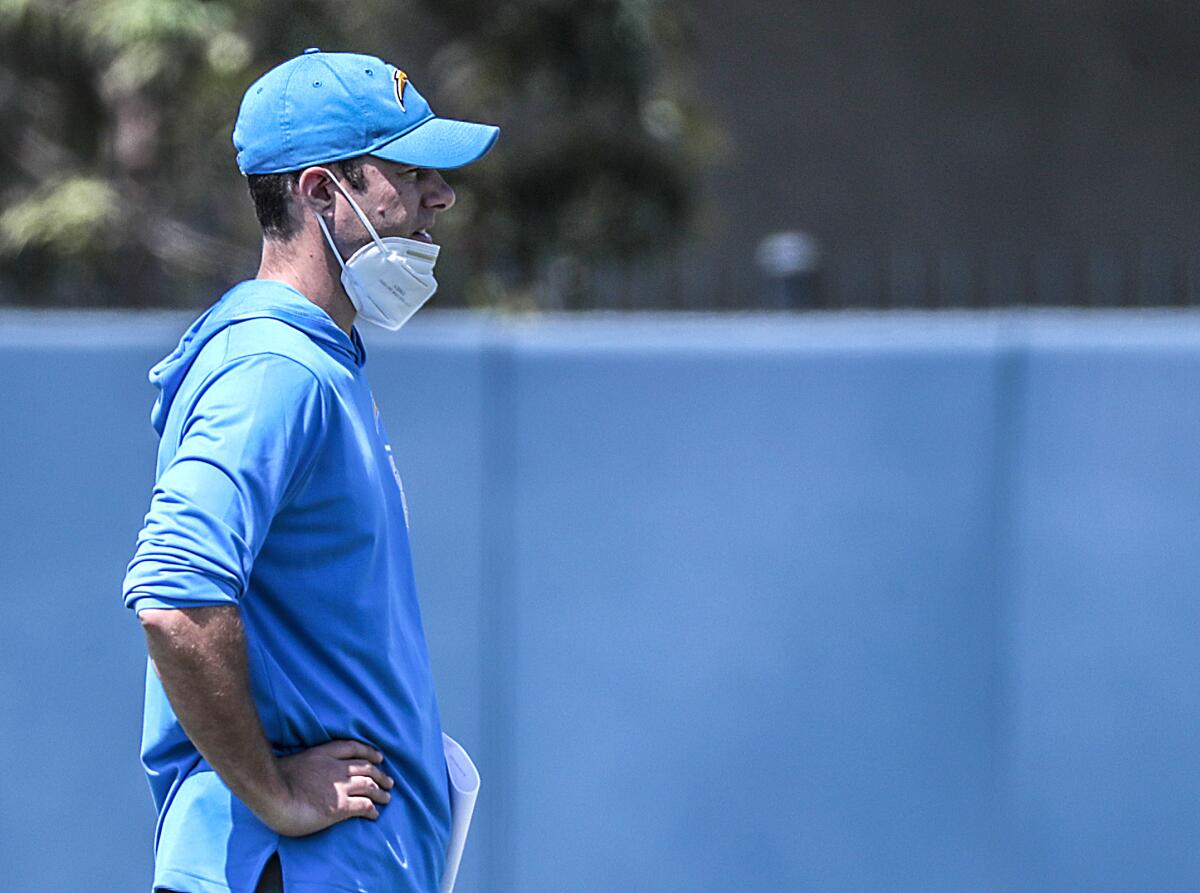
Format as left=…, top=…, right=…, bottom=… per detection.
left=233, top=48, right=499, bottom=175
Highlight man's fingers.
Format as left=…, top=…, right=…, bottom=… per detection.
left=346, top=775, right=392, bottom=805
left=323, top=739, right=383, bottom=763
left=346, top=761, right=394, bottom=790
left=345, top=796, right=381, bottom=820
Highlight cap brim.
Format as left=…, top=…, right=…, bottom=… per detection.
left=371, top=117, right=499, bottom=170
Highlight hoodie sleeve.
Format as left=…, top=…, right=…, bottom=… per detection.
left=123, top=352, right=328, bottom=614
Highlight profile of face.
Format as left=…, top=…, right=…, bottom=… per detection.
left=327, top=158, right=456, bottom=257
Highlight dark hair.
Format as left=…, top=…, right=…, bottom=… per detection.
left=245, top=156, right=368, bottom=240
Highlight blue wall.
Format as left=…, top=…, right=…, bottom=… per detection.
left=1, top=309, right=1198, bottom=892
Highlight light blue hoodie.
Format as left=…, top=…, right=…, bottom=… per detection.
left=123, top=280, right=450, bottom=893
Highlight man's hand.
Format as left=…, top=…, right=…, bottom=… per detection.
left=262, top=739, right=395, bottom=837
left=140, top=606, right=395, bottom=838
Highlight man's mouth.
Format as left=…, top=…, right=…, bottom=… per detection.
left=409, top=229, right=433, bottom=243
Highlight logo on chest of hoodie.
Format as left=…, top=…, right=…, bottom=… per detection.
left=373, top=397, right=410, bottom=528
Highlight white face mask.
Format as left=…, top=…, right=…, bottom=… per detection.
left=313, top=170, right=440, bottom=331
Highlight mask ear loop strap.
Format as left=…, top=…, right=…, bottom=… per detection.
left=316, top=167, right=390, bottom=254
left=314, top=212, right=348, bottom=271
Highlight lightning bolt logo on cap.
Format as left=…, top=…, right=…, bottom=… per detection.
left=393, top=69, right=408, bottom=111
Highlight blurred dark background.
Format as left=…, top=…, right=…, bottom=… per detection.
left=2, top=0, right=1200, bottom=311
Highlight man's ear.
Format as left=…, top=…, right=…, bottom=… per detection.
left=296, top=167, right=338, bottom=216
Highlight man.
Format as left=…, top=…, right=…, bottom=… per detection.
left=122, top=48, right=498, bottom=893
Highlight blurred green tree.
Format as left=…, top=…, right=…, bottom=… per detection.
left=0, top=0, right=719, bottom=309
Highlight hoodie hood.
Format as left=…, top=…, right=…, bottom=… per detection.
left=149, top=280, right=365, bottom=434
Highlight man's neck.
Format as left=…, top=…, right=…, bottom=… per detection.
left=256, top=238, right=357, bottom=336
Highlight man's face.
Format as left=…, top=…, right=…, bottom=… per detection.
left=332, top=157, right=455, bottom=252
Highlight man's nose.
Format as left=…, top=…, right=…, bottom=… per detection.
left=423, top=170, right=455, bottom=211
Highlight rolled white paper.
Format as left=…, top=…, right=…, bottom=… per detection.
left=439, top=733, right=481, bottom=893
